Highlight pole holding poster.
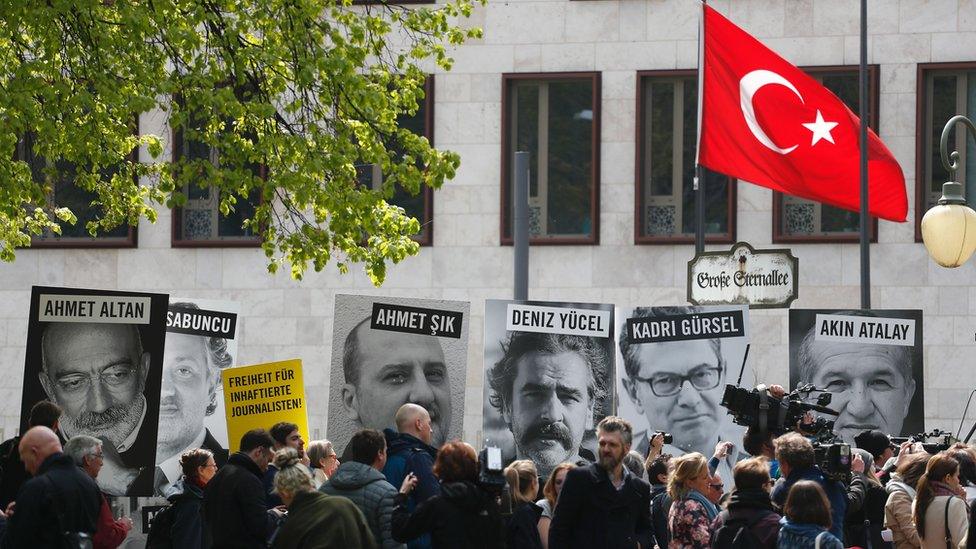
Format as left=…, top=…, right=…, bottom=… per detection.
left=222, top=359, right=309, bottom=452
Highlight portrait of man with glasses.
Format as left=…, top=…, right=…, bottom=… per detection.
left=617, top=305, right=750, bottom=483
left=19, top=286, right=170, bottom=497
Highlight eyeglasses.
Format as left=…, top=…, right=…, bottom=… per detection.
left=631, top=365, right=724, bottom=397
left=709, top=483, right=724, bottom=490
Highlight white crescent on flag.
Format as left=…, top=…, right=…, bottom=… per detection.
left=739, top=69, right=804, bottom=155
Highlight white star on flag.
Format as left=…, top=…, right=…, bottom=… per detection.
left=802, top=110, right=839, bottom=146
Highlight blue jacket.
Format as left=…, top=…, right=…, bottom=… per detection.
left=770, top=466, right=847, bottom=542
left=164, top=477, right=208, bottom=549
left=777, top=517, right=843, bottom=549
left=382, top=429, right=439, bottom=549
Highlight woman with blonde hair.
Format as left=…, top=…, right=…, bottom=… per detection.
left=536, top=462, right=575, bottom=549
left=666, top=452, right=716, bottom=548
left=504, top=459, right=543, bottom=549
left=912, top=452, right=968, bottom=548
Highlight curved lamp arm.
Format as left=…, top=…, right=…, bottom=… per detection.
left=940, top=115, right=976, bottom=181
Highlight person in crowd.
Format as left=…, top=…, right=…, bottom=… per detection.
left=504, top=459, right=543, bottom=549
left=536, top=462, right=575, bottom=549
left=548, top=416, right=652, bottom=549
left=265, top=421, right=306, bottom=508
left=947, top=446, right=976, bottom=503
left=623, top=451, right=645, bottom=481
left=270, top=448, right=377, bottom=549
left=845, top=448, right=889, bottom=549
left=383, top=403, right=440, bottom=549
left=884, top=450, right=929, bottom=549
left=912, top=452, right=968, bottom=548
left=666, top=452, right=717, bottom=549
left=742, top=425, right=780, bottom=479
left=487, top=331, right=609, bottom=478
left=321, top=429, right=403, bottom=549
left=204, top=428, right=282, bottom=549
left=770, top=432, right=856, bottom=541
left=855, top=429, right=900, bottom=483
left=161, top=449, right=217, bottom=549
left=645, top=453, right=672, bottom=549
left=777, top=480, right=844, bottom=549
left=339, top=315, right=453, bottom=449
left=2, top=426, right=100, bottom=547
left=391, top=440, right=503, bottom=549
left=306, top=439, right=339, bottom=489
left=706, top=472, right=724, bottom=507
left=0, top=400, right=62, bottom=509
left=64, top=435, right=133, bottom=549
left=710, top=457, right=781, bottom=549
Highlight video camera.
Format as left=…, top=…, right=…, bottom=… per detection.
left=891, top=429, right=956, bottom=454
left=814, top=442, right=852, bottom=483
left=721, top=383, right=840, bottom=438
left=478, top=445, right=507, bottom=495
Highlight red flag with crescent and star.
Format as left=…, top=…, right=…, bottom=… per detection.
left=697, top=4, right=907, bottom=222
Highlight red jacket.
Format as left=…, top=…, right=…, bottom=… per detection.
left=93, top=493, right=129, bottom=549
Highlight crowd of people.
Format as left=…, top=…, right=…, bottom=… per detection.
left=5, top=397, right=976, bottom=549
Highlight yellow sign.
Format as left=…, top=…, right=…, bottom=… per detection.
left=222, top=359, right=308, bottom=453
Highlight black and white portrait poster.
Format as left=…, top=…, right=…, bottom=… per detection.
left=19, top=286, right=169, bottom=496
left=789, top=309, right=924, bottom=444
left=154, top=298, right=240, bottom=495
left=615, top=305, right=751, bottom=483
left=327, top=294, right=469, bottom=456
left=483, top=299, right=615, bottom=479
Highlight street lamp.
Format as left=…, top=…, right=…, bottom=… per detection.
left=921, top=115, right=976, bottom=268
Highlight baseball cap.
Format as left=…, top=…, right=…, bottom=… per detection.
left=854, top=429, right=896, bottom=459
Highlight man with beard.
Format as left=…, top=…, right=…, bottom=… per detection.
left=548, top=416, right=652, bottom=549
left=38, top=322, right=153, bottom=495
left=487, top=332, right=608, bottom=479
left=341, top=318, right=452, bottom=449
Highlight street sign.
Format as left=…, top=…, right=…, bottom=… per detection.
left=687, top=242, right=798, bottom=309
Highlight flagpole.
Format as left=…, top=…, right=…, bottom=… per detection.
left=695, top=0, right=706, bottom=255
left=858, top=0, right=870, bottom=308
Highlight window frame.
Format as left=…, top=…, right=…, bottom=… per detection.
left=771, top=64, right=880, bottom=244
left=914, top=62, right=976, bottom=242
left=500, top=72, right=602, bottom=246
left=634, top=69, right=738, bottom=245
left=24, top=122, right=139, bottom=250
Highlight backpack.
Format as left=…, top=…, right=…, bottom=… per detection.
left=710, top=511, right=768, bottom=549
left=145, top=503, right=177, bottom=549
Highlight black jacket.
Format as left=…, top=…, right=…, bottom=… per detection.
left=649, top=483, right=670, bottom=549
left=165, top=477, right=209, bottom=549
left=203, top=452, right=276, bottom=549
left=549, top=463, right=653, bottom=549
left=506, top=501, right=543, bottom=549
left=0, top=437, right=25, bottom=510
left=1, top=452, right=101, bottom=549
left=844, top=479, right=889, bottom=549
left=391, top=480, right=503, bottom=549
left=710, top=488, right=782, bottom=549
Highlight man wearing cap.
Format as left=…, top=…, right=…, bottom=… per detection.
left=854, top=429, right=897, bottom=484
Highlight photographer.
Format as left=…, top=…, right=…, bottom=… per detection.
left=844, top=449, right=889, bottom=549
left=770, top=433, right=863, bottom=543
left=742, top=426, right=779, bottom=479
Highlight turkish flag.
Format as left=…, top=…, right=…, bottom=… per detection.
left=697, top=5, right=907, bottom=222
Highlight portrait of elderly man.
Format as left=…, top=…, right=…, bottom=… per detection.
left=38, top=321, right=154, bottom=495
left=618, top=306, right=743, bottom=482
left=488, top=331, right=610, bottom=479
left=793, top=311, right=918, bottom=444
left=340, top=316, right=453, bottom=449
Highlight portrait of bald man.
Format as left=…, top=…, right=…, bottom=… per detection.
left=19, top=286, right=169, bottom=497
left=789, top=309, right=924, bottom=444
left=328, top=295, right=469, bottom=456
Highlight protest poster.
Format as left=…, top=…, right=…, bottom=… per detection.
left=152, top=298, right=240, bottom=495
left=223, top=359, right=309, bottom=453
left=19, top=286, right=169, bottom=496
left=483, top=299, right=615, bottom=479
left=615, top=305, right=751, bottom=483
left=789, top=309, right=924, bottom=443
left=328, top=295, right=469, bottom=456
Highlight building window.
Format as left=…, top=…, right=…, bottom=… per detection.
left=171, top=109, right=263, bottom=247
left=17, top=133, right=137, bottom=248
left=916, top=63, right=976, bottom=241
left=636, top=71, right=735, bottom=243
left=773, top=66, right=879, bottom=242
left=501, top=73, right=600, bottom=244
left=355, top=77, right=435, bottom=246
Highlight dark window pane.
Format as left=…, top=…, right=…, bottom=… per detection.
left=822, top=74, right=859, bottom=113
left=967, top=72, right=976, bottom=198
left=932, top=75, right=958, bottom=196
left=819, top=204, right=859, bottom=233
left=649, top=81, right=674, bottom=197
left=546, top=81, right=592, bottom=236
left=216, top=190, right=259, bottom=238
left=515, top=84, right=540, bottom=198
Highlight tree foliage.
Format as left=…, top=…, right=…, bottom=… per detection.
left=0, top=0, right=481, bottom=284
